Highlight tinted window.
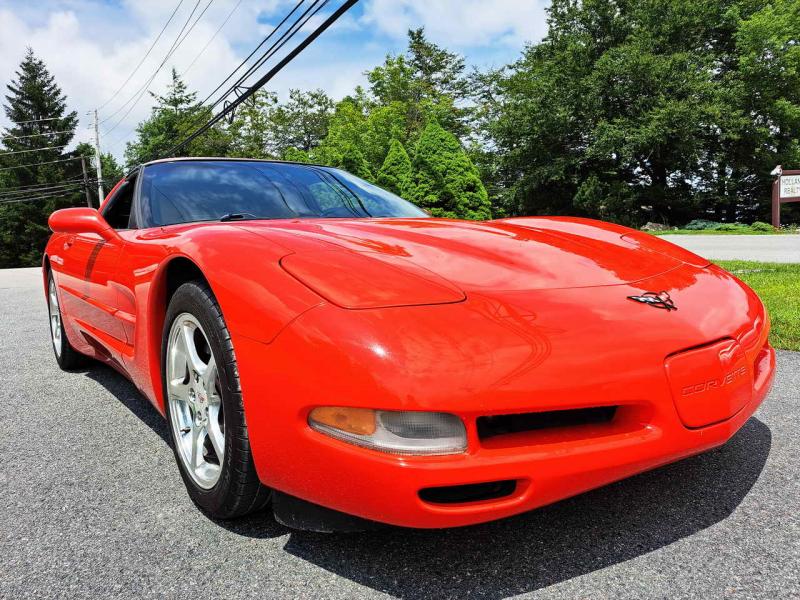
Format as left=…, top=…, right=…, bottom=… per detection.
left=139, top=160, right=428, bottom=227
left=324, top=168, right=426, bottom=218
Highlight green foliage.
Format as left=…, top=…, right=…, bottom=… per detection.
left=750, top=221, right=775, bottom=232
left=684, top=219, right=723, bottom=230
left=376, top=138, right=415, bottom=199
left=0, top=49, right=81, bottom=268
left=412, top=120, right=491, bottom=219
left=124, top=68, right=230, bottom=166
left=481, top=0, right=800, bottom=225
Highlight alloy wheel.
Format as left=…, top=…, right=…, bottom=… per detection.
left=166, top=313, right=225, bottom=489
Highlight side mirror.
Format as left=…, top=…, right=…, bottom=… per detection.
left=48, top=208, right=120, bottom=242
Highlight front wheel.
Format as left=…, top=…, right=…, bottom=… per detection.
left=47, top=272, right=89, bottom=370
left=163, top=281, right=270, bottom=518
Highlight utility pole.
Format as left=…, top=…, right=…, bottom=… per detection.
left=80, top=156, right=92, bottom=208
left=92, top=109, right=105, bottom=205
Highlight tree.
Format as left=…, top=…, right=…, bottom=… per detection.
left=124, top=68, right=229, bottom=166
left=268, top=89, right=334, bottom=156
left=376, top=138, right=415, bottom=199
left=481, top=0, right=800, bottom=226
left=412, top=120, right=491, bottom=220
left=0, top=49, right=80, bottom=267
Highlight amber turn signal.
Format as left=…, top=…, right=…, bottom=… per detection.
left=308, top=407, right=377, bottom=436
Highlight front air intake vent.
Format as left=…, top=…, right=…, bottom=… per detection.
left=477, top=406, right=618, bottom=440
left=419, top=480, right=517, bottom=504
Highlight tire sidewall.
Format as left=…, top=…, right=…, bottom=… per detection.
left=162, top=282, right=239, bottom=515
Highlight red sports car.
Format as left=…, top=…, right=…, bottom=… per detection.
left=44, top=158, right=775, bottom=531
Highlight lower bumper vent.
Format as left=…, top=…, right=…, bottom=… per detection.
left=419, top=480, right=517, bottom=504
left=477, top=406, right=618, bottom=440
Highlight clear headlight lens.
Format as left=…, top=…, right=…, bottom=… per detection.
left=308, top=407, right=467, bottom=455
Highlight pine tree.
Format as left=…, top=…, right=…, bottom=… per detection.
left=124, top=68, right=229, bottom=166
left=0, top=48, right=80, bottom=268
left=376, top=138, right=415, bottom=199
left=412, top=120, right=491, bottom=220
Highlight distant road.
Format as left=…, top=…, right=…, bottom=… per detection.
left=662, top=234, right=800, bottom=263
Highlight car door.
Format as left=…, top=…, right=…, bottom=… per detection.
left=61, top=178, right=135, bottom=360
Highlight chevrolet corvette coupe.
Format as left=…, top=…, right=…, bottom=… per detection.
left=44, top=158, right=775, bottom=530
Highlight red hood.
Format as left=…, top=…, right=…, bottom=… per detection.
left=241, top=217, right=687, bottom=293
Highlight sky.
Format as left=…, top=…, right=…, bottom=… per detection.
left=0, top=0, right=550, bottom=160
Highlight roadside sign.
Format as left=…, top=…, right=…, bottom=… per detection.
left=780, top=174, right=800, bottom=200
left=773, top=168, right=800, bottom=227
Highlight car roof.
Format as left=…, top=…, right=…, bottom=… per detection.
left=140, top=157, right=332, bottom=169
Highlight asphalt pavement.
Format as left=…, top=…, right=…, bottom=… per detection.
left=1, top=267, right=798, bottom=599
left=661, top=234, right=800, bottom=263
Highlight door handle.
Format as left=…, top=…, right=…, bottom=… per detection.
left=63, top=235, right=74, bottom=250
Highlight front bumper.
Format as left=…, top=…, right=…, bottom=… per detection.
left=234, top=264, right=775, bottom=528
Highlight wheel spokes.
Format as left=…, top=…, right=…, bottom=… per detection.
left=167, top=312, right=225, bottom=490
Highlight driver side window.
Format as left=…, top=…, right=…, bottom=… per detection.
left=102, top=177, right=138, bottom=230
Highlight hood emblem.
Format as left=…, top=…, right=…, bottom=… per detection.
left=627, top=291, right=677, bottom=311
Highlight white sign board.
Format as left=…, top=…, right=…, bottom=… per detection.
left=780, top=174, right=800, bottom=199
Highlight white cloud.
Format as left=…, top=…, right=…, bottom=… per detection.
left=0, top=0, right=545, bottom=161
left=361, top=0, right=549, bottom=48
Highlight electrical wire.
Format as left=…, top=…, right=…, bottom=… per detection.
left=166, top=0, right=359, bottom=157
left=105, top=0, right=299, bottom=149
left=0, top=157, right=82, bottom=172
left=205, top=0, right=330, bottom=113
left=6, top=117, right=62, bottom=125
left=0, top=180, right=87, bottom=198
left=197, top=0, right=307, bottom=108
left=181, top=0, right=243, bottom=77
left=0, top=145, right=71, bottom=157
left=0, top=130, right=74, bottom=142
left=175, top=0, right=327, bottom=139
left=99, top=0, right=207, bottom=130
left=97, top=0, right=186, bottom=111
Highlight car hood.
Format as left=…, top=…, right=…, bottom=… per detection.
left=241, top=217, right=692, bottom=296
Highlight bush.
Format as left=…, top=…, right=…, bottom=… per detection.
left=717, top=223, right=746, bottom=231
left=684, top=219, right=722, bottom=230
left=751, top=221, right=775, bottom=232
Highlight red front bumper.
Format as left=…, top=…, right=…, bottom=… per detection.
left=234, top=265, right=775, bottom=528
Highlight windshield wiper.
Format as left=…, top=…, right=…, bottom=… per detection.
left=219, top=212, right=259, bottom=222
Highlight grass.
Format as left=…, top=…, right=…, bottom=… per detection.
left=653, top=228, right=785, bottom=235
left=716, top=260, right=800, bottom=351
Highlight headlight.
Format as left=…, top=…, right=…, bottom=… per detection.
left=308, top=407, right=467, bottom=455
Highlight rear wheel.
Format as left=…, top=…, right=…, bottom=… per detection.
left=47, top=272, right=88, bottom=370
left=163, top=281, right=270, bottom=518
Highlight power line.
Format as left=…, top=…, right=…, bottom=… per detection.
left=0, top=191, right=84, bottom=205
left=175, top=0, right=326, bottom=140
left=0, top=177, right=86, bottom=192
left=197, top=0, right=307, bottom=108
left=97, top=0, right=186, bottom=111
left=0, top=157, right=82, bottom=172
left=205, top=0, right=329, bottom=114
left=0, top=179, right=87, bottom=197
left=181, top=0, right=243, bottom=77
left=166, top=0, right=358, bottom=157
left=100, top=0, right=212, bottom=135
left=0, top=130, right=73, bottom=142
left=6, top=117, right=62, bottom=125
left=0, top=145, right=70, bottom=157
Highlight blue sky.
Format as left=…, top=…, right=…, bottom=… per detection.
left=0, top=1, right=550, bottom=158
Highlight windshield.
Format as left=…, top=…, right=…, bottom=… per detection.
left=138, top=160, right=428, bottom=227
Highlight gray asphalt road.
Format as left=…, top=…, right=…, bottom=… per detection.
left=661, top=234, right=800, bottom=263
left=1, top=267, right=798, bottom=599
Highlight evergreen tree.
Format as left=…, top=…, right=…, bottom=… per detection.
left=412, top=120, right=491, bottom=220
left=376, top=138, right=415, bottom=199
left=124, top=68, right=229, bottom=166
left=0, top=48, right=80, bottom=267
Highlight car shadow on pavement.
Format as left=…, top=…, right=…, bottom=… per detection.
left=83, top=363, right=772, bottom=598
left=281, top=417, right=771, bottom=599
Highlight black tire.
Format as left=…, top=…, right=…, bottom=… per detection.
left=162, top=280, right=271, bottom=519
left=47, top=271, right=89, bottom=370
